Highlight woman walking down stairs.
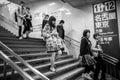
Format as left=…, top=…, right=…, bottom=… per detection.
left=0, top=26, right=84, bottom=80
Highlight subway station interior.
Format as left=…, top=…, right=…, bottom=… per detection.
left=0, top=0, right=120, bottom=80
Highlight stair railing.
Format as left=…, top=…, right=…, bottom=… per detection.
left=65, top=35, right=80, bottom=48
left=0, top=50, right=35, bottom=80
left=65, top=35, right=119, bottom=64
left=0, top=41, right=50, bottom=80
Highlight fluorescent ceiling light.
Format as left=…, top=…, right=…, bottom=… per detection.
left=65, top=12, right=72, bottom=15
left=49, top=2, right=56, bottom=6
left=59, top=7, right=65, bottom=11
left=59, top=7, right=70, bottom=12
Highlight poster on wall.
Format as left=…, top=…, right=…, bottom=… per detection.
left=93, top=0, right=120, bottom=59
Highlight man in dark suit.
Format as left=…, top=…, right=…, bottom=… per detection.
left=57, top=20, right=65, bottom=40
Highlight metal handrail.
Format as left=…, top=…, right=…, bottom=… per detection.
left=0, top=50, right=34, bottom=80
left=103, top=53, right=119, bottom=65
left=65, top=35, right=119, bottom=65
left=0, top=41, right=49, bottom=80
left=65, top=36, right=80, bottom=44
left=65, top=39, right=80, bottom=48
left=65, top=36, right=80, bottom=48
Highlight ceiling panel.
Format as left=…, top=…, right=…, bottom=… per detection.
left=8, top=0, right=109, bottom=8
left=64, top=0, right=110, bottom=8
left=8, top=0, right=50, bottom=4
left=8, top=0, right=34, bottom=4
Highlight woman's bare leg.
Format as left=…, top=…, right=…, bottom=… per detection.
left=50, top=52, right=56, bottom=71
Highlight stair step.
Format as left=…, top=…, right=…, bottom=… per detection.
left=0, top=44, right=46, bottom=50
left=0, top=37, right=44, bottom=42
left=0, top=26, right=13, bottom=32
left=6, top=44, right=46, bottom=48
left=0, top=55, right=72, bottom=68
left=9, top=52, right=50, bottom=58
left=0, top=56, right=73, bottom=78
left=0, top=53, right=51, bottom=64
left=33, top=61, right=81, bottom=80
left=0, top=50, right=46, bottom=56
left=0, top=27, right=15, bottom=36
left=10, top=47, right=46, bottom=50
left=0, top=31, right=13, bottom=34
left=24, top=56, right=73, bottom=71
left=0, top=52, right=49, bottom=63
left=1, top=48, right=46, bottom=52
left=0, top=33, right=14, bottom=36
left=0, top=30, right=43, bottom=41
left=0, top=26, right=83, bottom=80
left=13, top=52, right=69, bottom=60
left=45, top=61, right=80, bottom=78
left=52, top=67, right=84, bottom=80
left=1, top=40, right=45, bottom=45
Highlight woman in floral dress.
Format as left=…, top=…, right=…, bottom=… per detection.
left=43, top=16, right=63, bottom=71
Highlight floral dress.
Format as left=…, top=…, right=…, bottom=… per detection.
left=43, top=24, right=63, bottom=53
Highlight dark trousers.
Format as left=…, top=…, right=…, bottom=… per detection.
left=94, top=55, right=106, bottom=80
left=18, top=26, right=22, bottom=37
left=23, top=26, right=27, bottom=34
left=84, top=65, right=94, bottom=73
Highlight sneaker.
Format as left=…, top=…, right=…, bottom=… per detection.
left=84, top=73, right=92, bottom=80
left=23, top=34, right=26, bottom=38
left=50, top=67, right=56, bottom=72
left=19, top=36, right=23, bottom=40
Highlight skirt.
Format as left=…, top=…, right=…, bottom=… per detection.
left=46, top=37, right=60, bottom=53
left=82, top=54, right=96, bottom=66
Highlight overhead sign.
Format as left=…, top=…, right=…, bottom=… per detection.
left=93, top=0, right=120, bottom=59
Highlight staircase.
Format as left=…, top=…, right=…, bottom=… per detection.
left=0, top=26, right=84, bottom=80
